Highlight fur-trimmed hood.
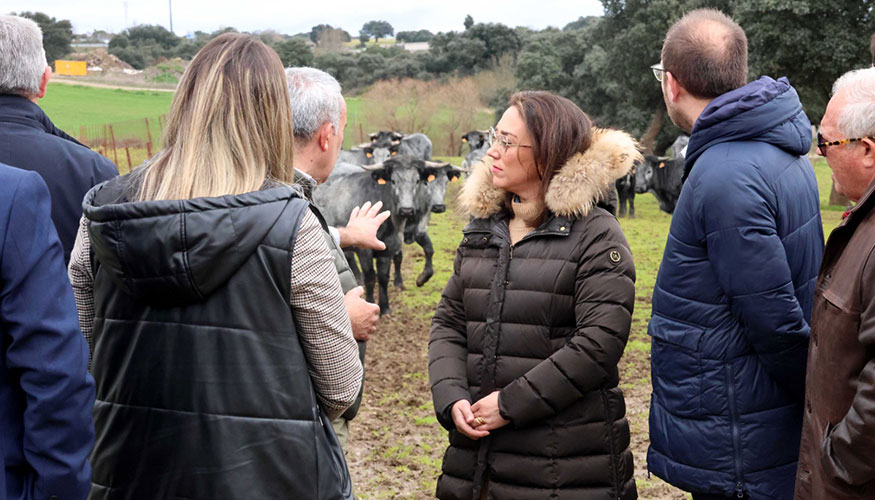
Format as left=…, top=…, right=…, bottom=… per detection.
left=458, top=128, right=642, bottom=219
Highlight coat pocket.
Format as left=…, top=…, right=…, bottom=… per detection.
left=649, top=314, right=705, bottom=418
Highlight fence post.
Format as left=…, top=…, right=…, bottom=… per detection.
left=109, top=125, right=119, bottom=166
left=144, top=117, right=153, bottom=149
left=125, top=147, right=132, bottom=173
left=359, top=123, right=364, bottom=145
left=146, top=142, right=153, bottom=157
left=448, top=131, right=455, bottom=157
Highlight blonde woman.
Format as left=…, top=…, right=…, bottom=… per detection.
left=68, top=33, right=360, bottom=499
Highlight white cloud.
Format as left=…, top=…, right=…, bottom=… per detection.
left=8, top=0, right=603, bottom=35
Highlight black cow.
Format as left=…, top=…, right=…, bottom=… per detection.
left=616, top=168, right=636, bottom=218
left=461, top=130, right=489, bottom=170
left=392, top=162, right=463, bottom=289
left=634, top=155, right=685, bottom=214
left=312, top=157, right=427, bottom=315
left=370, top=130, right=433, bottom=161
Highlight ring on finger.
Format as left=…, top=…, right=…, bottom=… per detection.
left=474, top=417, right=486, bottom=427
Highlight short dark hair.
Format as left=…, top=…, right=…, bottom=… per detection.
left=870, top=33, right=875, bottom=66
left=662, top=9, right=748, bottom=99
left=508, top=91, right=593, bottom=205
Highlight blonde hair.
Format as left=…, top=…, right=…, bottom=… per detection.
left=137, top=33, right=295, bottom=201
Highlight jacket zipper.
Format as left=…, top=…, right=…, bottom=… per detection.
left=725, top=363, right=745, bottom=498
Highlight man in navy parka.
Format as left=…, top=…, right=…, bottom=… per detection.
left=647, top=9, right=824, bottom=500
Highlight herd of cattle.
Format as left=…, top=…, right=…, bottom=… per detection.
left=314, top=131, right=462, bottom=314
left=314, top=130, right=689, bottom=314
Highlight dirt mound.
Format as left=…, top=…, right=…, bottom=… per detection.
left=68, top=48, right=134, bottom=72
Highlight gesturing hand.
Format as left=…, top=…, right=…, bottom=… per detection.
left=451, top=399, right=490, bottom=440
left=471, top=391, right=510, bottom=432
left=337, top=201, right=391, bottom=250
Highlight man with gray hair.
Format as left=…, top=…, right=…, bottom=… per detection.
left=0, top=15, right=117, bottom=265
left=286, top=66, right=387, bottom=452
left=796, top=66, right=875, bottom=500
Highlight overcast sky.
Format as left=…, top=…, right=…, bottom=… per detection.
left=8, top=1, right=605, bottom=36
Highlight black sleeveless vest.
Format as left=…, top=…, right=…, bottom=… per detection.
left=83, top=176, right=352, bottom=499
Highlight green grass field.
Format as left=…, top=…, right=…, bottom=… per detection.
left=39, top=83, right=173, bottom=132
left=38, top=85, right=489, bottom=156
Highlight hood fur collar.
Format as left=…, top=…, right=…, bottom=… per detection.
left=458, top=128, right=642, bottom=219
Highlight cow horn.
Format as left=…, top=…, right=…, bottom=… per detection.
left=359, top=162, right=386, bottom=171
left=424, top=161, right=451, bottom=168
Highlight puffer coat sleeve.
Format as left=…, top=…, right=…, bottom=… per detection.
left=497, top=216, right=635, bottom=428
left=429, top=247, right=471, bottom=430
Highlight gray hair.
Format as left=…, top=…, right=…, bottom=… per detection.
left=0, top=15, right=48, bottom=96
left=832, top=67, right=875, bottom=139
left=285, top=67, right=344, bottom=143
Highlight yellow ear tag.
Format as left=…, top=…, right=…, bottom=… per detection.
left=659, top=162, right=665, bottom=168
left=377, top=178, right=387, bottom=185
left=462, top=137, right=467, bottom=142
left=391, top=151, right=397, bottom=156
left=427, top=174, right=436, bottom=182
left=366, top=152, right=373, bottom=158
left=450, top=175, right=458, bottom=182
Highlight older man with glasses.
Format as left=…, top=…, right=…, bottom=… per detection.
left=795, top=66, right=875, bottom=500
left=645, top=9, right=824, bottom=500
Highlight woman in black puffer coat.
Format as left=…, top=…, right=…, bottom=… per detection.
left=429, top=91, right=641, bottom=500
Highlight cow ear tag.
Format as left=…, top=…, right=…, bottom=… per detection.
left=461, top=137, right=467, bottom=142
left=450, top=175, right=458, bottom=182
left=658, top=162, right=665, bottom=168
left=391, top=151, right=397, bottom=156
left=609, top=250, right=621, bottom=263
left=366, top=152, right=373, bottom=158
left=377, top=178, right=387, bottom=185
left=427, top=174, right=436, bottom=182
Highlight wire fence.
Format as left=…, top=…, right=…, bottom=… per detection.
left=78, top=115, right=166, bottom=174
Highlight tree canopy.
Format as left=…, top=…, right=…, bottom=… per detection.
left=17, top=11, right=72, bottom=64
left=361, top=20, right=394, bottom=40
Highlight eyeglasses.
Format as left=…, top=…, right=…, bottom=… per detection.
left=817, top=132, right=874, bottom=156
left=651, top=63, right=666, bottom=83
left=488, top=127, right=532, bottom=154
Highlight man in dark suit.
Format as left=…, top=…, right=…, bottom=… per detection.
left=0, top=15, right=117, bottom=265
left=0, top=162, right=95, bottom=500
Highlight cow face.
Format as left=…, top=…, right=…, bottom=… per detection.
left=363, top=143, right=400, bottom=164
left=634, top=156, right=662, bottom=194
left=461, top=130, right=488, bottom=152
left=370, top=130, right=405, bottom=148
left=369, top=158, right=421, bottom=218
left=421, top=162, right=460, bottom=213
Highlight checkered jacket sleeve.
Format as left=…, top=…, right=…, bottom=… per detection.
left=67, top=210, right=362, bottom=419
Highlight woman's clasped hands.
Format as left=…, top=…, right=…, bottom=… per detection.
left=450, top=391, right=510, bottom=440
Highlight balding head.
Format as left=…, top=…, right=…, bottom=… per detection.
left=662, top=9, right=748, bottom=99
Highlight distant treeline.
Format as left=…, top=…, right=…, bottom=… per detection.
left=20, top=1, right=875, bottom=155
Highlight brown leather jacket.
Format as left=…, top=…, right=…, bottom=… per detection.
left=796, top=180, right=875, bottom=499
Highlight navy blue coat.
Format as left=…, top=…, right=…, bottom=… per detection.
left=0, top=163, right=95, bottom=500
left=0, top=95, right=117, bottom=265
left=647, top=77, right=824, bottom=499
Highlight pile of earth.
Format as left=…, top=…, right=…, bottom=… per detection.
left=68, top=48, right=136, bottom=73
